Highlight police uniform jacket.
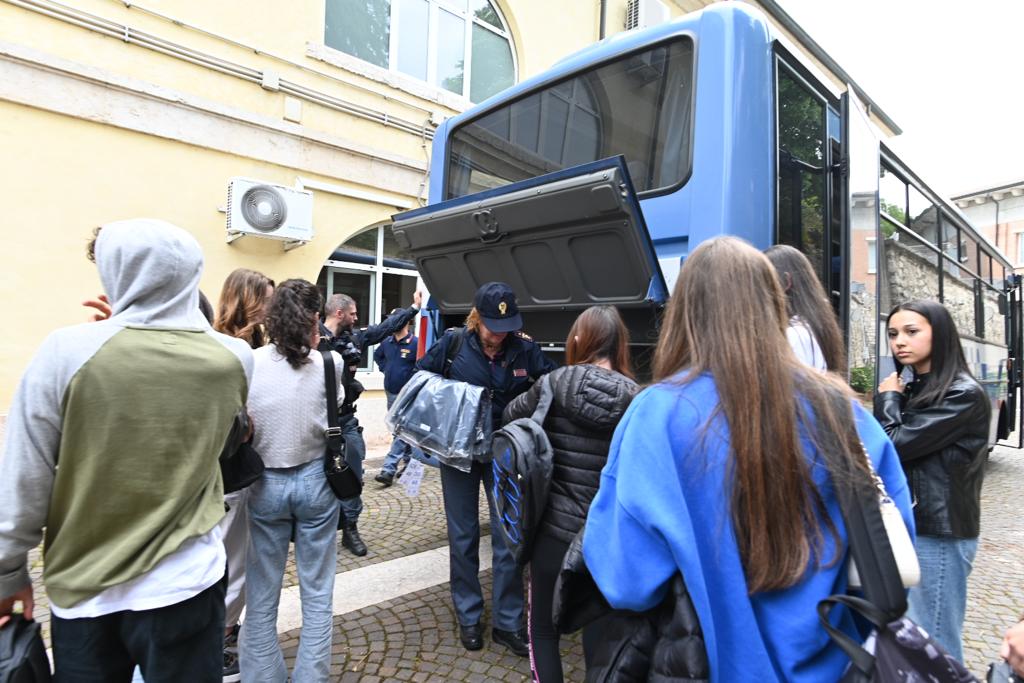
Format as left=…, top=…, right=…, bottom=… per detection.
left=417, top=328, right=557, bottom=426
left=373, top=333, right=418, bottom=394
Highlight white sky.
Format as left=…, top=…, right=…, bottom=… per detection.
left=776, top=0, right=1023, bottom=198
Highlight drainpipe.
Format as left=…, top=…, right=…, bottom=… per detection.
left=599, top=0, right=607, bottom=39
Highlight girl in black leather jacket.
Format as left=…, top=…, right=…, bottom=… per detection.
left=874, top=299, right=991, bottom=662
left=503, top=306, right=638, bottom=683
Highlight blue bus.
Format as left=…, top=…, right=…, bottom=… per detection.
left=391, top=3, right=1021, bottom=444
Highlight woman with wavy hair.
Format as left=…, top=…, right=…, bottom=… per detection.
left=212, top=267, right=274, bottom=681
left=214, top=268, right=275, bottom=349
left=582, top=237, right=914, bottom=680
left=239, top=279, right=342, bottom=682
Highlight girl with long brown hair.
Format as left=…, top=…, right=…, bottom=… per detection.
left=581, top=237, right=914, bottom=681
left=213, top=266, right=274, bottom=681
left=214, top=268, right=275, bottom=349
left=504, top=305, right=638, bottom=682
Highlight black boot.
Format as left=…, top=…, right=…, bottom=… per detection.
left=342, top=521, right=367, bottom=556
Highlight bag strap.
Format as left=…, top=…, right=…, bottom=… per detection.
left=530, top=373, right=555, bottom=425
left=442, top=328, right=466, bottom=379
left=817, top=595, right=889, bottom=675
left=321, top=350, right=344, bottom=457
left=821, top=392, right=907, bottom=618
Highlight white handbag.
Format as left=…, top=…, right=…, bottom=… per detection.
left=847, top=445, right=920, bottom=589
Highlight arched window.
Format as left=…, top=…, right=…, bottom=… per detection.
left=317, top=224, right=420, bottom=372
left=325, top=0, right=516, bottom=103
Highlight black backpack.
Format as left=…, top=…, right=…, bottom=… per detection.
left=490, top=373, right=555, bottom=566
left=0, top=615, right=51, bottom=683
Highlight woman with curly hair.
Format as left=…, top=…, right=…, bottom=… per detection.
left=214, top=268, right=275, bottom=349
left=212, top=267, right=274, bottom=681
left=239, top=279, right=343, bottom=682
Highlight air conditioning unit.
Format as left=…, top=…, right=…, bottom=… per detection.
left=226, top=178, right=313, bottom=245
left=625, top=0, right=669, bottom=30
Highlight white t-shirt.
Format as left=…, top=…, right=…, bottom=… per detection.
left=49, top=526, right=225, bottom=619
left=786, top=316, right=827, bottom=372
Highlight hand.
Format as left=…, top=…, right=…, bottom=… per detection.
left=83, top=294, right=112, bottom=322
left=0, top=584, right=34, bottom=628
left=412, top=291, right=424, bottom=309
left=878, top=372, right=903, bottom=394
left=1001, top=620, right=1024, bottom=675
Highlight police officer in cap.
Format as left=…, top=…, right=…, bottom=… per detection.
left=319, top=290, right=422, bottom=556
left=417, top=282, right=556, bottom=655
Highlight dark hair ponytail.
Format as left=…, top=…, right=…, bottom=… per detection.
left=886, top=299, right=971, bottom=408
left=267, top=279, right=323, bottom=369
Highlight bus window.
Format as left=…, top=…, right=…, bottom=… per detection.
left=445, top=38, right=695, bottom=199
left=908, top=185, right=940, bottom=245
left=879, top=215, right=940, bottom=315
left=777, top=66, right=827, bottom=283
left=879, top=167, right=907, bottom=227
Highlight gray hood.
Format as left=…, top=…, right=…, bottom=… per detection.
left=95, top=218, right=209, bottom=328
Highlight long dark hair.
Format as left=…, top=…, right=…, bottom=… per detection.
left=653, top=237, right=867, bottom=593
left=565, top=306, right=634, bottom=378
left=267, top=279, right=322, bottom=369
left=886, top=300, right=972, bottom=408
left=764, top=245, right=846, bottom=371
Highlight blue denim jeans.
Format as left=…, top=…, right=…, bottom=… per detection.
left=381, top=392, right=413, bottom=476
left=240, top=458, right=340, bottom=683
left=906, top=535, right=979, bottom=662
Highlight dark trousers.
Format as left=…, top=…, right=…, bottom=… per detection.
left=529, top=533, right=568, bottom=683
left=337, top=413, right=366, bottom=526
left=51, top=578, right=225, bottom=683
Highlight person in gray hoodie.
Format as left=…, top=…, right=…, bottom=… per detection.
left=0, top=219, right=253, bottom=681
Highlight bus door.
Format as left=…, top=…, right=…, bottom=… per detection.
left=390, top=156, right=667, bottom=351
left=1003, top=274, right=1024, bottom=447
left=775, top=58, right=846, bottom=325
left=841, top=90, right=881, bottom=393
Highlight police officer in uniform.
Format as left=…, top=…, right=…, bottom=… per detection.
left=416, top=282, right=557, bottom=655
left=318, top=290, right=422, bottom=556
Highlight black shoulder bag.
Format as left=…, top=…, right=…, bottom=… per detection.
left=322, top=350, right=362, bottom=500
left=219, top=409, right=264, bottom=494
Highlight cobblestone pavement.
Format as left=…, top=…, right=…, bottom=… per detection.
left=280, top=571, right=586, bottom=682
left=282, top=456, right=491, bottom=590
left=962, top=444, right=1024, bottom=676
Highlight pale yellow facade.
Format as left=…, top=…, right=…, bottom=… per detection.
left=0, top=0, right=893, bottom=416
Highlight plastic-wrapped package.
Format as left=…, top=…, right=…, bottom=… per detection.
left=386, top=370, right=493, bottom=472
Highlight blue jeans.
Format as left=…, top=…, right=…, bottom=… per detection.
left=337, top=414, right=365, bottom=524
left=906, top=535, right=978, bottom=662
left=240, top=458, right=340, bottom=683
left=440, top=461, right=524, bottom=631
left=382, top=392, right=413, bottom=475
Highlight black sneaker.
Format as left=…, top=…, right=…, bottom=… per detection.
left=492, top=627, right=529, bottom=657
left=374, top=470, right=395, bottom=487
left=222, top=648, right=240, bottom=682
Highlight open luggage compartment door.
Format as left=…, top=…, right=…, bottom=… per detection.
left=391, top=157, right=667, bottom=316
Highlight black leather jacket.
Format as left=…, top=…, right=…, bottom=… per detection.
left=503, top=364, right=638, bottom=544
left=873, top=371, right=990, bottom=538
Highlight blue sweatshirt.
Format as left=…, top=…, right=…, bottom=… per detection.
left=582, top=373, right=914, bottom=683
left=373, top=333, right=418, bottom=394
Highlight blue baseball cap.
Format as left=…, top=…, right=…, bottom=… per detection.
left=473, top=282, right=522, bottom=333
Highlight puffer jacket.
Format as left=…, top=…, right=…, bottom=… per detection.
left=503, top=364, right=638, bottom=544
left=873, top=371, right=990, bottom=538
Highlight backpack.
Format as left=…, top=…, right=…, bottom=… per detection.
left=490, top=373, right=555, bottom=566
left=0, top=615, right=51, bottom=683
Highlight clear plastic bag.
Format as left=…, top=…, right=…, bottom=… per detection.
left=386, top=370, right=493, bottom=472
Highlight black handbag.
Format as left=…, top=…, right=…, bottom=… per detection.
left=219, top=410, right=264, bottom=494
left=817, top=402, right=978, bottom=682
left=0, top=615, right=51, bottom=683
left=322, top=350, right=362, bottom=500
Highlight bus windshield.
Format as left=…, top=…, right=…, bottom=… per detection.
left=445, top=37, right=695, bottom=200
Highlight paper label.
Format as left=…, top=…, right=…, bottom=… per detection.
left=402, top=458, right=426, bottom=497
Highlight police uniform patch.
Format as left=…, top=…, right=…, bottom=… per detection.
left=513, top=368, right=527, bottom=377
left=514, top=331, right=533, bottom=341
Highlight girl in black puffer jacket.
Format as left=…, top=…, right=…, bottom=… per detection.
left=504, top=306, right=638, bottom=683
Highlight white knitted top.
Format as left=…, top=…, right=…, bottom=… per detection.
left=249, top=345, right=344, bottom=469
